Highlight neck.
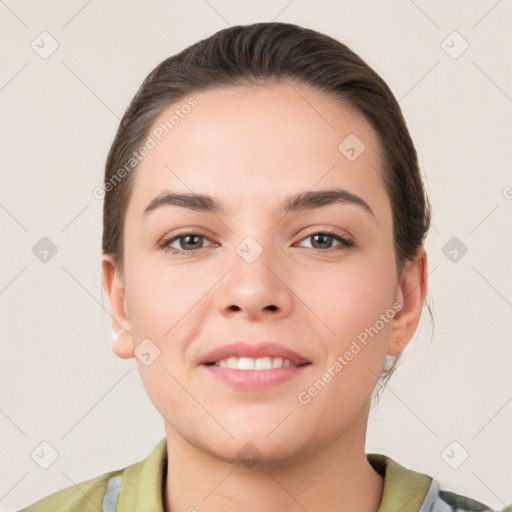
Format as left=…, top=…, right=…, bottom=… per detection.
left=163, top=407, right=384, bottom=512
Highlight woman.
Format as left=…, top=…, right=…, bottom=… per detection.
left=19, top=21, right=498, bottom=512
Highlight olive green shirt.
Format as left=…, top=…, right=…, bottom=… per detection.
left=17, top=437, right=494, bottom=511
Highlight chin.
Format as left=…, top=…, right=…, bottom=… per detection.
left=199, top=436, right=310, bottom=469
left=172, top=415, right=312, bottom=469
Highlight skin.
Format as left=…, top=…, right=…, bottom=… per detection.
left=102, top=82, right=428, bottom=512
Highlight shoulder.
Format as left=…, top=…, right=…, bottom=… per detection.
left=426, top=482, right=493, bottom=511
left=16, top=468, right=123, bottom=512
left=366, top=453, right=494, bottom=512
left=437, top=489, right=493, bottom=511
left=16, top=437, right=168, bottom=512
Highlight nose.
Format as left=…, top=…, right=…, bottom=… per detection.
left=215, top=240, right=294, bottom=322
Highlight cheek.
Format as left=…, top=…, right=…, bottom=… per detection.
left=303, top=258, right=396, bottom=339
left=124, top=254, right=206, bottom=337
left=301, top=252, right=396, bottom=396
left=123, top=259, right=201, bottom=413
left=298, top=268, right=394, bottom=414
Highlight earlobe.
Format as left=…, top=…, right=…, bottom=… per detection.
left=112, top=330, right=136, bottom=359
left=388, top=248, right=428, bottom=356
left=101, top=254, right=135, bottom=359
left=387, top=336, right=405, bottom=357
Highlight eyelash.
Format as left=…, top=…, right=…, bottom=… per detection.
left=158, top=230, right=354, bottom=255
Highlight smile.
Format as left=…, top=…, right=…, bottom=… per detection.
left=207, top=356, right=301, bottom=370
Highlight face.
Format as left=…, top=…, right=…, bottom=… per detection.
left=103, top=82, right=426, bottom=466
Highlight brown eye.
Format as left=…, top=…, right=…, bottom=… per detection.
left=297, top=232, right=353, bottom=251
left=160, top=233, right=214, bottom=254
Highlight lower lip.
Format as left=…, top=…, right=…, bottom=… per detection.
left=201, top=364, right=311, bottom=390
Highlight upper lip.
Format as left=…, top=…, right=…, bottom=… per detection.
left=199, top=341, right=311, bottom=366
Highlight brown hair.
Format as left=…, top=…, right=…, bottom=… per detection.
left=102, top=22, right=432, bottom=399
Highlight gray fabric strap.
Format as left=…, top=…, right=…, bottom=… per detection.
left=419, top=480, right=453, bottom=512
left=102, top=475, right=122, bottom=512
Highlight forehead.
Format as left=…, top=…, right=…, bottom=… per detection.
left=127, top=82, right=389, bottom=219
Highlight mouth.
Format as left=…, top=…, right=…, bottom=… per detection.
left=205, top=356, right=310, bottom=370
left=199, top=341, right=312, bottom=389
left=199, top=341, right=311, bottom=368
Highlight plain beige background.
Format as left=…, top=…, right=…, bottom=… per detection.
left=1, top=1, right=511, bottom=510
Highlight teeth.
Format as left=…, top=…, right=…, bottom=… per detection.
left=272, top=357, right=283, bottom=368
left=213, top=356, right=297, bottom=370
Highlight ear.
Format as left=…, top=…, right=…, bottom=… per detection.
left=387, top=247, right=428, bottom=356
left=101, top=254, right=135, bottom=359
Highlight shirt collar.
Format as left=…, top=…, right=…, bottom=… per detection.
left=116, top=438, right=432, bottom=512
left=117, top=437, right=168, bottom=512
left=367, top=453, right=433, bottom=512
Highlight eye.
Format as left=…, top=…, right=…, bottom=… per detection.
left=159, top=233, right=215, bottom=254
left=159, top=230, right=353, bottom=255
left=296, top=231, right=354, bottom=251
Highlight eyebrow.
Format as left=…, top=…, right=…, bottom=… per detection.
left=142, top=188, right=375, bottom=218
